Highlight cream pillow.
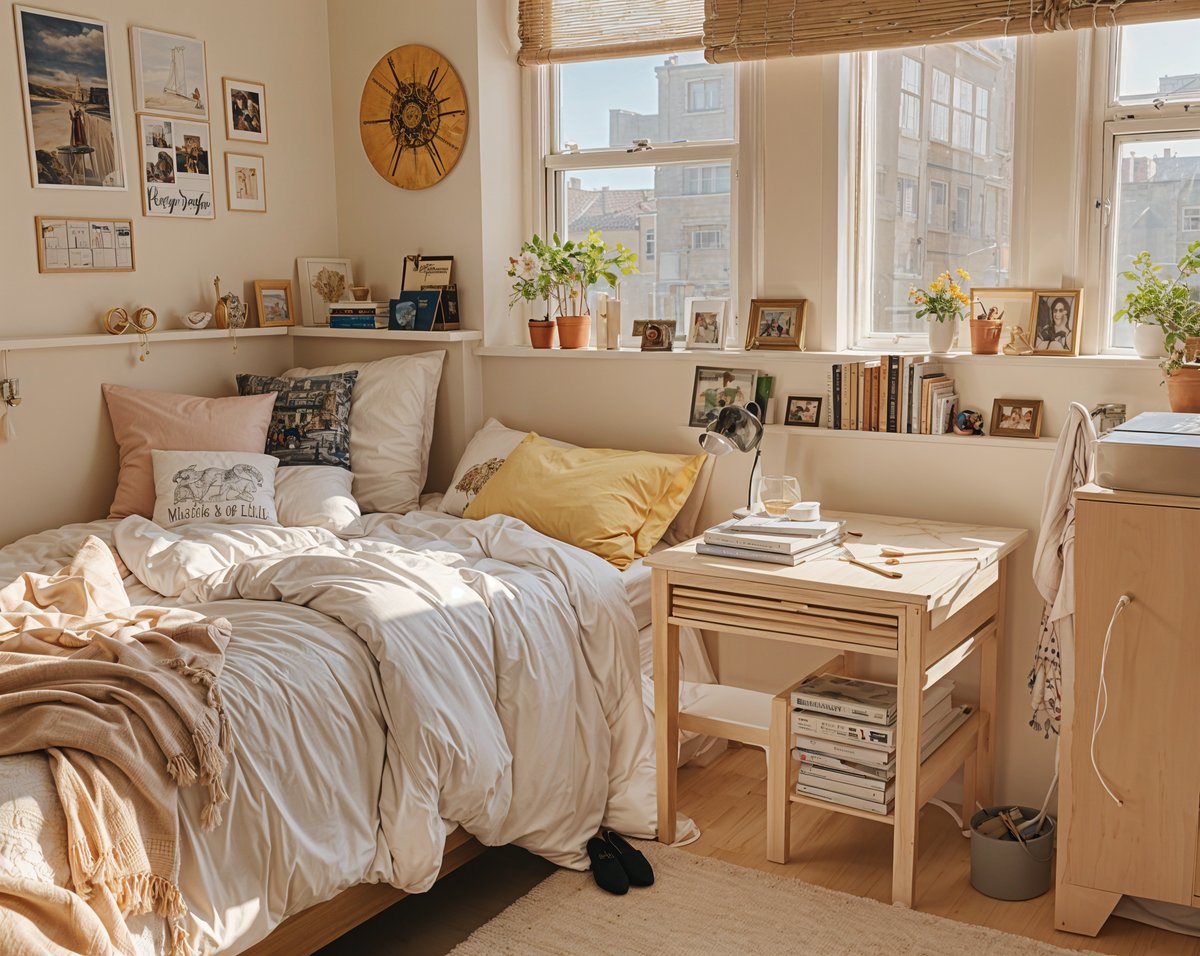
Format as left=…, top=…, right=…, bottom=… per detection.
left=285, top=352, right=444, bottom=514
left=463, top=434, right=706, bottom=569
left=151, top=450, right=279, bottom=530
left=275, top=466, right=362, bottom=534
left=103, top=384, right=277, bottom=519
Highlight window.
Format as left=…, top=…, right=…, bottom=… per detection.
left=547, top=52, right=737, bottom=335
left=1102, top=20, right=1200, bottom=349
left=687, top=78, right=722, bottom=112
left=855, top=39, right=1017, bottom=339
left=900, top=56, right=922, bottom=137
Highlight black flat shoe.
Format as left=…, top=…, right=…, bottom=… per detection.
left=605, top=830, right=654, bottom=887
left=587, top=836, right=629, bottom=895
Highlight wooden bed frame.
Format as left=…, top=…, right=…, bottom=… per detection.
left=241, top=829, right=485, bottom=956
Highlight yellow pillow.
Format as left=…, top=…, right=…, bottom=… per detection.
left=463, top=434, right=706, bottom=569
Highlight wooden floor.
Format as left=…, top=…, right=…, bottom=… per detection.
left=318, top=745, right=1200, bottom=955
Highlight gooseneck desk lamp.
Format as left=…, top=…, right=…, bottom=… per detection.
left=698, top=402, right=764, bottom=510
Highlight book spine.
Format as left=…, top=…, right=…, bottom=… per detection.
left=832, top=364, right=842, bottom=430
left=695, top=542, right=796, bottom=565
left=887, top=355, right=900, bottom=432
left=792, top=732, right=895, bottom=767
left=703, top=531, right=800, bottom=554
left=798, top=762, right=889, bottom=793
left=793, top=748, right=894, bottom=781
left=791, top=711, right=896, bottom=749
left=329, top=316, right=378, bottom=329
left=789, top=693, right=894, bottom=725
left=795, top=781, right=893, bottom=814
left=798, top=765, right=895, bottom=801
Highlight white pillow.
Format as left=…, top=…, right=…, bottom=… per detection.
left=439, top=418, right=572, bottom=517
left=275, top=466, right=362, bottom=534
left=151, top=450, right=279, bottom=530
left=285, top=352, right=444, bottom=514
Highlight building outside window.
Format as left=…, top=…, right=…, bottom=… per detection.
left=690, top=228, right=724, bottom=249
left=687, top=77, right=722, bottom=112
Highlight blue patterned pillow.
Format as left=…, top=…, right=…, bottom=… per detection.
left=236, top=371, right=358, bottom=469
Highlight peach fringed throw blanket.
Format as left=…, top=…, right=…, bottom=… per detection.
left=0, top=536, right=233, bottom=956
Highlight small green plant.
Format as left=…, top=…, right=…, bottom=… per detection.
left=1114, top=241, right=1200, bottom=372
left=507, top=231, right=637, bottom=319
left=908, top=268, right=972, bottom=323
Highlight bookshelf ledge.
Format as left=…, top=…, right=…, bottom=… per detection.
left=0, top=327, right=286, bottom=352
left=763, top=424, right=1058, bottom=449
left=291, top=327, right=482, bottom=342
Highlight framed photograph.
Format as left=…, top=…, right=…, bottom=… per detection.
left=684, top=298, right=727, bottom=350
left=254, top=280, right=294, bottom=327
left=297, top=257, right=354, bottom=326
left=746, top=298, right=808, bottom=350
left=401, top=254, right=454, bottom=292
left=785, top=395, right=822, bottom=427
left=135, top=114, right=215, bottom=218
left=989, top=398, right=1044, bottom=439
left=130, top=27, right=208, bottom=119
left=970, top=287, right=1039, bottom=353
left=223, top=77, right=267, bottom=143
left=225, top=152, right=265, bottom=212
left=633, top=319, right=676, bottom=351
left=14, top=6, right=127, bottom=190
left=689, top=366, right=758, bottom=428
left=1029, top=290, right=1082, bottom=355
left=35, top=215, right=134, bottom=272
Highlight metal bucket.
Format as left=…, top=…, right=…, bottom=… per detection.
left=969, top=806, right=1055, bottom=901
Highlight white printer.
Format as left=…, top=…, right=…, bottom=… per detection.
left=1094, top=412, right=1200, bottom=497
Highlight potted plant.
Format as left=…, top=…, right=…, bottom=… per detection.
left=508, top=231, right=637, bottom=349
left=909, top=268, right=971, bottom=355
left=1115, top=243, right=1200, bottom=411
left=507, top=245, right=554, bottom=348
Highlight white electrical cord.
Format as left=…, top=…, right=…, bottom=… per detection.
left=929, top=797, right=970, bottom=836
left=1090, top=594, right=1132, bottom=807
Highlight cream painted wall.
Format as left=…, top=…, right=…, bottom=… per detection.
left=0, top=0, right=337, bottom=543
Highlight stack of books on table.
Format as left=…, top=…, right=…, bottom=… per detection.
left=328, top=301, right=388, bottom=329
left=788, top=673, right=971, bottom=815
left=697, top=515, right=844, bottom=566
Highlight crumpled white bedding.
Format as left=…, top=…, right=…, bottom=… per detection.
left=0, top=511, right=662, bottom=955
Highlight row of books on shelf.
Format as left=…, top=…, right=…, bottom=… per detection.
left=788, top=672, right=971, bottom=815
left=327, top=285, right=460, bottom=331
left=827, top=356, right=958, bottom=435
left=698, top=514, right=844, bottom=566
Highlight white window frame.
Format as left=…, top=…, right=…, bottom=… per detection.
left=1185, top=206, right=1200, bottom=231
left=690, top=227, right=725, bottom=249
left=687, top=77, right=722, bottom=113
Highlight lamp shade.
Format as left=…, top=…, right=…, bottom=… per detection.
left=699, top=403, right=763, bottom=456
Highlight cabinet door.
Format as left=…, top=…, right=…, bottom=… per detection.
left=1063, top=499, right=1200, bottom=904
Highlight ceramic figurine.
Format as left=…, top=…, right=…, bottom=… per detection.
left=953, top=408, right=985, bottom=435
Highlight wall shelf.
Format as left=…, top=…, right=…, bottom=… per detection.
left=292, top=327, right=481, bottom=342
left=763, top=423, right=1058, bottom=450
left=0, top=327, right=287, bottom=353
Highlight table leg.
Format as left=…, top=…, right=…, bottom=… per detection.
left=653, top=571, right=679, bottom=844
left=767, top=691, right=792, bottom=863
left=977, top=561, right=1005, bottom=810
left=892, top=606, right=925, bottom=907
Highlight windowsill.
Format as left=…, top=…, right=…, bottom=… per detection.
left=763, top=423, right=1058, bottom=449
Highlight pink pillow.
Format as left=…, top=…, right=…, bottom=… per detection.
left=102, top=384, right=277, bottom=519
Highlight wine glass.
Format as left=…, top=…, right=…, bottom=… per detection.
left=756, top=475, right=802, bottom=516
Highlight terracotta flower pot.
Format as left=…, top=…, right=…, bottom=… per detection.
left=528, top=320, right=556, bottom=349
left=556, top=315, right=590, bottom=349
left=969, top=319, right=1003, bottom=355
left=1165, top=366, right=1200, bottom=413
left=928, top=319, right=956, bottom=355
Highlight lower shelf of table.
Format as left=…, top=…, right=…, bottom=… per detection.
left=789, top=792, right=896, bottom=825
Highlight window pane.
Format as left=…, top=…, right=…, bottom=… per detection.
left=1108, top=136, right=1200, bottom=348
left=558, top=52, right=735, bottom=151
left=863, top=39, right=1017, bottom=337
left=1116, top=20, right=1200, bottom=103
left=560, top=164, right=732, bottom=335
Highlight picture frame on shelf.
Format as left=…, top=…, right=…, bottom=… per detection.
left=223, top=77, right=267, bottom=143
left=634, top=319, right=675, bottom=351
left=746, top=298, right=807, bottom=350
left=296, top=257, right=354, bottom=326
left=14, top=6, right=127, bottom=190
left=1030, top=289, right=1082, bottom=355
left=135, top=114, right=215, bottom=218
left=401, top=254, right=454, bottom=292
left=785, top=395, right=823, bottom=427
left=130, top=27, right=208, bottom=120
left=253, top=279, right=294, bottom=327
left=989, top=398, right=1044, bottom=438
left=35, top=216, right=134, bottom=273
left=970, top=287, right=1039, bottom=354
left=225, top=152, right=265, bottom=212
left=684, top=298, right=727, bottom=350
left=689, top=366, right=758, bottom=428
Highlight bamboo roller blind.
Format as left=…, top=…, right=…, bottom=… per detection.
left=517, top=0, right=705, bottom=64
left=704, top=0, right=1200, bottom=60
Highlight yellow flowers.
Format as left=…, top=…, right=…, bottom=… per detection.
left=956, top=267, right=971, bottom=282
left=908, top=266, right=971, bottom=323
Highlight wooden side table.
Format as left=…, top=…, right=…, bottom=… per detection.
left=645, top=511, right=1026, bottom=908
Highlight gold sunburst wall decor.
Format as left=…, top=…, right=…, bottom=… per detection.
left=359, top=44, right=468, bottom=190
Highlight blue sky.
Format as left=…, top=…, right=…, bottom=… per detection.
left=20, top=10, right=109, bottom=90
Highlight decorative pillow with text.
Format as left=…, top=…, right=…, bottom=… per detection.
left=151, top=450, right=280, bottom=530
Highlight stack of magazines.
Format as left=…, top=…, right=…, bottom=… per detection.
left=789, top=673, right=971, bottom=815
left=697, top=515, right=844, bottom=566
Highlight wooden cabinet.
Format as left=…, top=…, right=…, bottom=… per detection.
left=1057, top=486, right=1200, bottom=935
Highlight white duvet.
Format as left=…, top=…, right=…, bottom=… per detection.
left=0, top=512, right=659, bottom=955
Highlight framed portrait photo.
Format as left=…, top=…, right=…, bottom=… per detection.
left=14, top=6, right=127, bottom=190
left=225, top=152, right=265, bottom=212
left=689, top=366, right=758, bottom=428
left=130, top=27, right=208, bottom=119
left=989, top=398, right=1044, bottom=439
left=746, top=298, right=808, bottom=350
left=684, top=298, right=727, bottom=350
left=297, top=257, right=354, bottom=326
left=223, top=77, right=267, bottom=143
left=785, top=395, right=823, bottom=427
left=1029, top=290, right=1082, bottom=355
left=254, top=280, right=295, bottom=327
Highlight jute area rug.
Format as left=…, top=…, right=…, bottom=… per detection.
left=449, top=840, right=1102, bottom=956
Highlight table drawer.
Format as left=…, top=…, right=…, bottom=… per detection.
left=669, top=581, right=901, bottom=651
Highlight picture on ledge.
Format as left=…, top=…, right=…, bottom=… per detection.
left=1030, top=290, right=1082, bottom=355
left=130, top=27, right=208, bottom=120
left=684, top=297, right=727, bottom=350
left=401, top=254, right=454, bottom=292
left=35, top=215, right=133, bottom=273
left=746, top=298, right=808, bottom=350
left=225, top=152, right=265, bottom=212
left=970, top=287, right=1039, bottom=354
left=14, top=5, right=127, bottom=190
left=634, top=319, right=676, bottom=351
left=297, top=256, right=354, bottom=326
left=254, top=279, right=294, bottom=327
left=785, top=395, right=823, bottom=427
left=989, top=398, right=1044, bottom=439
left=223, top=77, right=267, bottom=143
left=689, top=366, right=758, bottom=428
left=135, top=114, right=215, bottom=218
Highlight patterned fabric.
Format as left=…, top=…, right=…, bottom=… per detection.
left=237, top=372, right=357, bottom=469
